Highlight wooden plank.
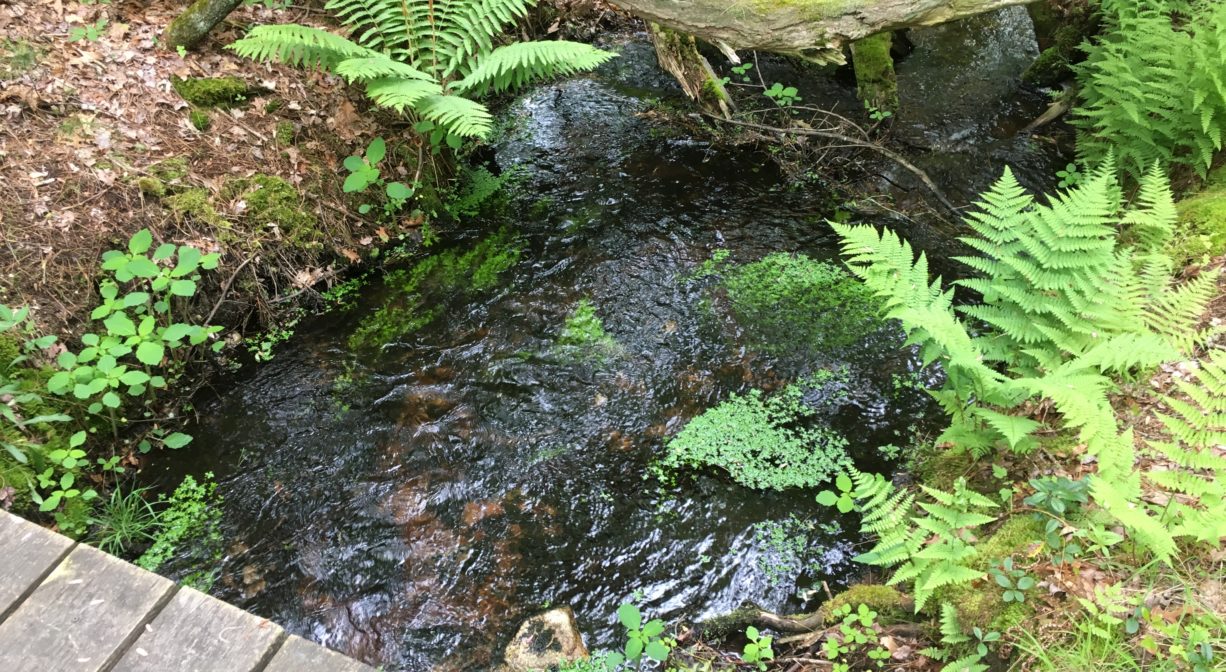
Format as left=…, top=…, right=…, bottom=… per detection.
left=111, top=586, right=284, bottom=672
left=0, top=510, right=75, bottom=621
left=0, top=543, right=174, bottom=672
left=263, top=635, right=375, bottom=672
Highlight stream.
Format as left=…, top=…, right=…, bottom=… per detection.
left=153, top=8, right=1065, bottom=670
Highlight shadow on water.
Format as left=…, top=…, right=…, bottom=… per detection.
left=151, top=12, right=1067, bottom=671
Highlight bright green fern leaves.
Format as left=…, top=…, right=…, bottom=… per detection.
left=1073, top=0, right=1226, bottom=180
left=229, top=0, right=616, bottom=140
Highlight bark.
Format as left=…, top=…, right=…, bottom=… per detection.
left=608, top=0, right=1033, bottom=63
left=648, top=23, right=733, bottom=117
left=163, top=0, right=243, bottom=51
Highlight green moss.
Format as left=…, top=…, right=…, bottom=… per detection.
left=1172, top=183, right=1226, bottom=266
left=164, top=188, right=227, bottom=228
left=0, top=39, right=41, bottom=80
left=171, top=76, right=251, bottom=108
left=225, top=175, right=319, bottom=249
left=349, top=228, right=523, bottom=349
left=816, top=584, right=908, bottom=623
left=558, top=299, right=617, bottom=349
left=0, top=455, right=36, bottom=510
left=275, top=121, right=295, bottom=146
left=0, top=333, right=22, bottom=373
left=717, top=252, right=885, bottom=360
left=137, top=177, right=167, bottom=198
left=851, top=32, right=898, bottom=113
left=913, top=444, right=976, bottom=486
left=1023, top=47, right=1069, bottom=87
left=189, top=108, right=211, bottom=132
left=149, top=156, right=190, bottom=184
left=973, top=515, right=1045, bottom=570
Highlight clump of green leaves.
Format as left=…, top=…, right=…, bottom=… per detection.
left=741, top=625, right=774, bottom=670
left=822, top=603, right=890, bottom=671
left=342, top=137, right=415, bottom=218
left=990, top=557, right=1036, bottom=603
left=69, top=17, right=108, bottom=43
left=136, top=472, right=224, bottom=591
left=601, top=603, right=672, bottom=669
left=658, top=372, right=852, bottom=490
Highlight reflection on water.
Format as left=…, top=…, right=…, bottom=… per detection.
left=156, top=14, right=1064, bottom=671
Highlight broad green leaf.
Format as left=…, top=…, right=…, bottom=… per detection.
left=120, top=370, right=150, bottom=386
left=365, top=137, right=386, bottom=164
left=386, top=181, right=413, bottom=200
left=836, top=473, right=852, bottom=493
left=128, top=229, right=153, bottom=254
left=125, top=256, right=160, bottom=279
left=343, top=155, right=366, bottom=172
left=617, top=603, right=641, bottom=631
left=136, top=341, right=164, bottom=366
left=644, top=640, right=669, bottom=662
left=2, top=441, right=28, bottom=464
left=57, top=351, right=77, bottom=369
left=138, top=316, right=156, bottom=337
left=152, top=243, right=177, bottom=260
left=70, top=431, right=87, bottom=448
left=162, top=432, right=193, bottom=449
left=102, top=391, right=121, bottom=408
left=162, top=323, right=193, bottom=342
left=124, top=292, right=150, bottom=307
left=641, top=619, right=664, bottom=638
left=200, top=253, right=220, bottom=270
left=170, top=279, right=197, bottom=297
left=104, top=312, right=137, bottom=337
left=343, top=172, right=369, bottom=193
left=816, top=490, right=838, bottom=506
left=172, top=246, right=202, bottom=277
left=624, top=638, right=643, bottom=661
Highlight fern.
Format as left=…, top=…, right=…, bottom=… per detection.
left=835, top=470, right=996, bottom=612
left=1073, top=1, right=1226, bottom=180
left=1144, top=348, right=1226, bottom=545
left=229, top=0, right=616, bottom=140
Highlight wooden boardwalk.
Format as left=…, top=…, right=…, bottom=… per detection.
left=0, top=510, right=374, bottom=672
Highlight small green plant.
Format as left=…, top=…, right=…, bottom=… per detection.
left=822, top=603, right=889, bottom=671
left=1056, top=162, right=1082, bottom=188
left=741, top=625, right=774, bottom=670
left=69, top=17, right=108, bottom=43
left=990, top=557, right=1036, bottom=603
left=657, top=373, right=852, bottom=490
left=90, top=485, right=159, bottom=556
left=919, top=602, right=991, bottom=672
left=763, top=82, right=801, bottom=107
left=342, top=137, right=414, bottom=218
left=557, top=299, right=619, bottom=355
left=864, top=99, right=893, bottom=122
left=136, top=472, right=224, bottom=591
left=719, top=62, right=755, bottom=87
left=600, top=603, right=671, bottom=669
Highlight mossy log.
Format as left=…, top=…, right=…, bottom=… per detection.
left=647, top=23, right=732, bottom=117
left=851, top=32, right=898, bottom=113
left=163, top=0, right=243, bottom=50
left=609, top=0, right=1032, bottom=63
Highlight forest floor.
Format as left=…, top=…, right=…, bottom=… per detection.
left=0, top=0, right=418, bottom=342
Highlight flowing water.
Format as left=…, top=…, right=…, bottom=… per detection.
left=154, top=10, right=1064, bottom=670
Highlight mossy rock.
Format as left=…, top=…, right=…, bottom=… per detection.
left=1172, top=180, right=1226, bottom=266
left=137, top=176, right=167, bottom=198
left=164, top=187, right=228, bottom=228
left=816, top=583, right=910, bottom=623
left=972, top=515, right=1045, bottom=570
left=224, top=175, right=320, bottom=249
left=171, top=76, right=251, bottom=108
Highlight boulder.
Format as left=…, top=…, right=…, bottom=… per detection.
left=502, top=607, right=589, bottom=672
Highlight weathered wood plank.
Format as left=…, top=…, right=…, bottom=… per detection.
left=111, top=586, right=284, bottom=672
left=0, top=510, right=75, bottom=622
left=264, top=635, right=375, bottom=672
left=0, top=543, right=175, bottom=672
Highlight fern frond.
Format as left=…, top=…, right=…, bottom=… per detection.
left=363, top=77, right=444, bottom=111
left=334, top=54, right=435, bottom=83
left=454, top=41, right=617, bottom=95
left=414, top=93, right=494, bottom=138
left=228, top=24, right=374, bottom=70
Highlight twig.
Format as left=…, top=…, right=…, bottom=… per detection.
left=702, top=113, right=960, bottom=216
left=205, top=255, right=255, bottom=325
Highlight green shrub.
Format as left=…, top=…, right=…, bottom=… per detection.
left=90, top=485, right=159, bottom=556
left=657, top=371, right=852, bottom=490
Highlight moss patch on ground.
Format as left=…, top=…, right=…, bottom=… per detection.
left=1172, top=176, right=1226, bottom=266
left=817, top=584, right=909, bottom=623
left=171, top=76, right=251, bottom=108
left=164, top=188, right=227, bottom=228
left=0, top=38, right=41, bottom=80
left=224, top=175, right=320, bottom=249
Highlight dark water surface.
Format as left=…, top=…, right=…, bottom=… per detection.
left=156, top=11, right=1062, bottom=670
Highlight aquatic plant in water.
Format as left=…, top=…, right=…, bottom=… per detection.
left=349, top=228, right=523, bottom=349
left=656, top=370, right=853, bottom=490
left=556, top=298, right=621, bottom=359
left=709, top=251, right=883, bottom=360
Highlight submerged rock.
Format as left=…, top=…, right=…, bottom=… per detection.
left=501, top=607, right=589, bottom=671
